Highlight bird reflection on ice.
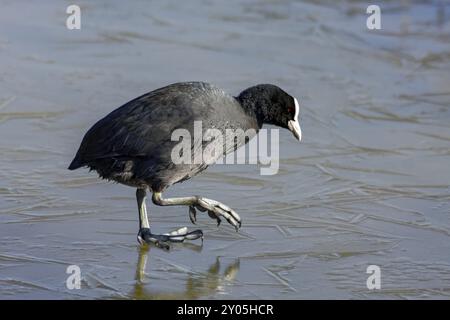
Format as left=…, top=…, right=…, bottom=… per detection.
left=131, top=246, right=240, bottom=299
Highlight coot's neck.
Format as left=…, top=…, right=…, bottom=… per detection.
left=235, top=90, right=270, bottom=128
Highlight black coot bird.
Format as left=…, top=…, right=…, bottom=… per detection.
left=69, top=82, right=302, bottom=249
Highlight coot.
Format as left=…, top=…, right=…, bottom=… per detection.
left=69, top=82, right=302, bottom=249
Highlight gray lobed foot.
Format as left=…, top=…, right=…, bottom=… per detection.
left=189, top=198, right=242, bottom=231
left=137, top=227, right=203, bottom=250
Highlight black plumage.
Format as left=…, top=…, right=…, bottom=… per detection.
left=69, top=82, right=300, bottom=191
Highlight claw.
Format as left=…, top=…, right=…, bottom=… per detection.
left=195, top=197, right=242, bottom=230
left=215, top=206, right=240, bottom=231
left=208, top=210, right=221, bottom=226
left=189, top=206, right=197, bottom=224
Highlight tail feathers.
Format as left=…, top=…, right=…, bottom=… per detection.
left=68, top=155, right=85, bottom=170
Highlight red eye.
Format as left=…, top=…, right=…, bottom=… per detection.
left=288, top=107, right=294, bottom=113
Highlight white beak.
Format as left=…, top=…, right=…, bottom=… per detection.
left=288, top=119, right=302, bottom=141
left=288, top=97, right=302, bottom=141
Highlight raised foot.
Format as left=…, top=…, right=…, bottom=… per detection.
left=137, top=227, right=203, bottom=250
left=189, top=198, right=242, bottom=231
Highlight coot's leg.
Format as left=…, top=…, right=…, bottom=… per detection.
left=136, top=188, right=203, bottom=249
left=152, top=192, right=242, bottom=231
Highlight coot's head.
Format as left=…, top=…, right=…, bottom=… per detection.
left=237, top=84, right=302, bottom=141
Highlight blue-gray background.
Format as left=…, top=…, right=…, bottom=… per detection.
left=0, top=0, right=449, bottom=299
